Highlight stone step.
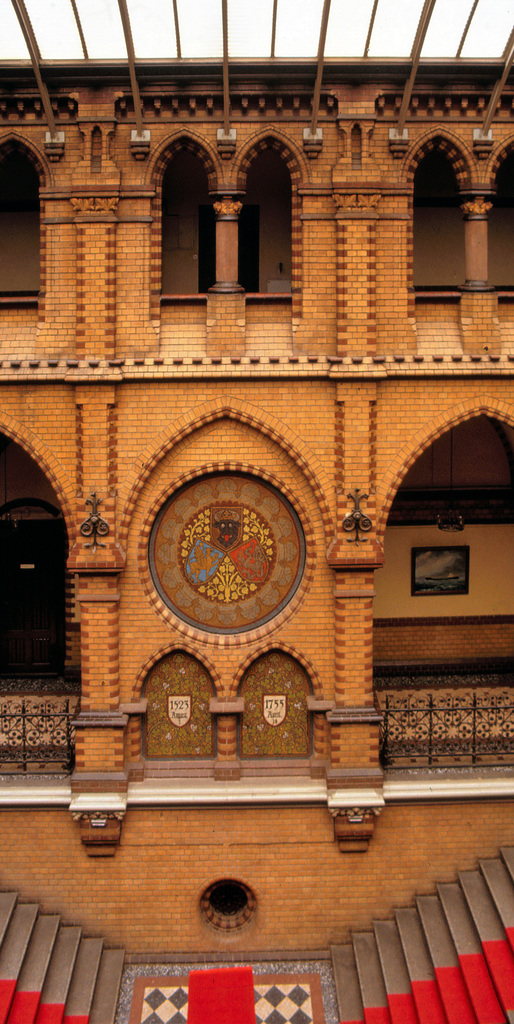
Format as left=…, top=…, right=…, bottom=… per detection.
left=334, top=847, right=514, bottom=1024
left=0, top=893, right=123, bottom=1024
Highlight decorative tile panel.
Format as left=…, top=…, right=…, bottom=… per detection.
left=145, top=652, right=214, bottom=758
left=149, top=475, right=305, bottom=634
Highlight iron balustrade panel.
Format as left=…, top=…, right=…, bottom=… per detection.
left=380, top=691, right=514, bottom=767
left=0, top=698, right=76, bottom=772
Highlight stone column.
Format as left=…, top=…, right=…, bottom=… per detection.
left=459, top=193, right=500, bottom=353
left=209, top=195, right=243, bottom=294
left=460, top=194, right=493, bottom=291
left=206, top=195, right=246, bottom=356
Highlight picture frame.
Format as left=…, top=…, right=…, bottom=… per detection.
left=411, top=546, right=469, bottom=596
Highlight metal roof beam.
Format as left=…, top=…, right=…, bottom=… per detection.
left=69, top=0, right=89, bottom=59
left=309, top=0, right=331, bottom=138
left=480, top=26, right=514, bottom=139
left=9, top=0, right=58, bottom=137
left=117, top=0, right=144, bottom=137
left=396, top=0, right=437, bottom=136
left=171, top=0, right=181, bottom=58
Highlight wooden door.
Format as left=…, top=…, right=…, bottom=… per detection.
left=0, top=519, right=64, bottom=675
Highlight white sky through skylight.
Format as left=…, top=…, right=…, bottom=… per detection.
left=0, top=0, right=512, bottom=62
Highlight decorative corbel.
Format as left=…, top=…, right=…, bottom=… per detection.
left=473, top=128, right=493, bottom=159
left=217, top=128, right=237, bottom=159
left=388, top=126, right=409, bottom=157
left=44, top=131, right=65, bottom=162
left=303, top=127, right=323, bottom=158
left=331, top=806, right=382, bottom=853
left=130, top=129, right=151, bottom=160
left=72, top=810, right=125, bottom=857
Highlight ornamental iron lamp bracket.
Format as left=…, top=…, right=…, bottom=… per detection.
left=342, top=489, right=372, bottom=544
left=80, top=493, right=109, bottom=550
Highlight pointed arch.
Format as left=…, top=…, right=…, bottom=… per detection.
left=118, top=397, right=335, bottom=547
left=377, top=395, right=514, bottom=538
left=0, top=412, right=74, bottom=535
left=403, top=128, right=474, bottom=189
left=134, top=641, right=222, bottom=703
left=234, top=128, right=309, bottom=192
left=233, top=641, right=322, bottom=699
left=147, top=130, right=221, bottom=191
left=0, top=132, right=50, bottom=187
left=488, top=133, right=514, bottom=183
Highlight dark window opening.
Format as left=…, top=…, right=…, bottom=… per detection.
left=413, top=150, right=463, bottom=288
left=0, top=152, right=40, bottom=294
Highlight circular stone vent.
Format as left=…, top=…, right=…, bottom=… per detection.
left=200, top=879, right=256, bottom=930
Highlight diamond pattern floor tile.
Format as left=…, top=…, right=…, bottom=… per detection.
left=130, top=974, right=323, bottom=1024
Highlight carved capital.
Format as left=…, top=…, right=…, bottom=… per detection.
left=460, top=197, right=492, bottom=218
left=213, top=198, right=242, bottom=218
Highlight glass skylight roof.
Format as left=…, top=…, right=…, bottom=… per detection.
left=0, top=0, right=512, bottom=63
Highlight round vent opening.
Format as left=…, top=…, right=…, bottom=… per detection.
left=200, top=879, right=256, bottom=930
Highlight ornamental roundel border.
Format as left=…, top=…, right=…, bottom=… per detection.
left=148, top=472, right=306, bottom=636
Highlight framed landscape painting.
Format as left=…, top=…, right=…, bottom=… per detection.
left=411, top=546, right=469, bottom=596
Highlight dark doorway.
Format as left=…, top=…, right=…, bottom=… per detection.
left=0, top=519, right=65, bottom=675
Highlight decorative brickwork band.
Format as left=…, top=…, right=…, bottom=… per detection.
left=333, top=193, right=381, bottom=211
left=70, top=196, right=119, bottom=215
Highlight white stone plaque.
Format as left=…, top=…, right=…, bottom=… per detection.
left=167, top=695, right=191, bottom=728
left=263, top=695, right=287, bottom=726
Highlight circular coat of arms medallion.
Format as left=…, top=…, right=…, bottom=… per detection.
left=149, top=475, right=305, bottom=633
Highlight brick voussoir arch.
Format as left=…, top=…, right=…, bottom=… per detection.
left=146, top=129, right=221, bottom=191
left=119, top=398, right=335, bottom=547
left=233, top=642, right=323, bottom=700
left=0, top=131, right=50, bottom=186
left=489, top=133, right=514, bottom=184
left=376, top=395, right=514, bottom=539
left=234, top=127, right=309, bottom=190
left=403, top=127, right=474, bottom=189
left=0, top=413, right=74, bottom=532
left=132, top=642, right=223, bottom=703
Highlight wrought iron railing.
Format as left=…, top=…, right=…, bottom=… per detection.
left=380, top=692, right=514, bottom=767
left=0, top=698, right=76, bottom=773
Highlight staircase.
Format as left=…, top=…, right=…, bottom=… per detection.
left=332, top=847, right=514, bottom=1024
left=0, top=891, right=124, bottom=1024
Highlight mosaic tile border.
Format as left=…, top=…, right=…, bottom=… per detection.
left=128, top=973, right=325, bottom=1024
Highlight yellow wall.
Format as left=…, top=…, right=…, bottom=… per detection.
left=374, top=524, right=514, bottom=618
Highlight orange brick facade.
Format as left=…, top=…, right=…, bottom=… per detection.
left=0, top=71, right=513, bottom=954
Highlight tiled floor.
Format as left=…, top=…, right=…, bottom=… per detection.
left=123, top=966, right=335, bottom=1024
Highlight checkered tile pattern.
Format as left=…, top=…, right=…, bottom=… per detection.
left=139, top=980, right=314, bottom=1024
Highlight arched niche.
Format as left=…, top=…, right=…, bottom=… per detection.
left=239, top=651, right=311, bottom=758
left=0, top=435, right=67, bottom=676
left=0, top=150, right=40, bottom=294
left=241, top=149, right=292, bottom=293
left=144, top=650, right=215, bottom=759
left=374, top=416, right=514, bottom=667
left=489, top=152, right=514, bottom=287
left=161, top=150, right=213, bottom=294
left=413, top=150, right=464, bottom=287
